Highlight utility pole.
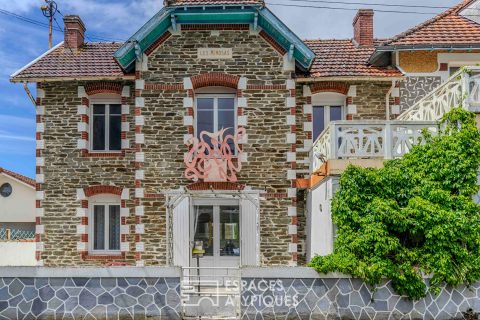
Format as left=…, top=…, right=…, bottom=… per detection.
left=41, top=0, right=57, bottom=49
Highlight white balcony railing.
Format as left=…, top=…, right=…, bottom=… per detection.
left=398, top=66, right=480, bottom=121
left=310, top=121, right=438, bottom=173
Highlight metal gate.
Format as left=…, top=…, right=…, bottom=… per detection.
left=181, top=267, right=241, bottom=319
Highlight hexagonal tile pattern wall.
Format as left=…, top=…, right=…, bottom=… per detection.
left=0, top=277, right=181, bottom=319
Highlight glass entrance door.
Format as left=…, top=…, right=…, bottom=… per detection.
left=191, top=204, right=240, bottom=269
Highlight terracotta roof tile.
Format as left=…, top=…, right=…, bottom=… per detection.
left=305, top=39, right=402, bottom=78
left=0, top=167, right=35, bottom=187
left=383, top=0, right=480, bottom=47
left=11, top=42, right=130, bottom=81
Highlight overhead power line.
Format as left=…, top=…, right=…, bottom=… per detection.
left=0, top=8, right=124, bottom=42
left=266, top=2, right=440, bottom=14
left=272, top=0, right=460, bottom=10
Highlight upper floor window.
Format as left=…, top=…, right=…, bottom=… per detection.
left=312, top=93, right=346, bottom=141
left=195, top=88, right=237, bottom=151
left=91, top=97, right=121, bottom=152
left=89, top=195, right=121, bottom=254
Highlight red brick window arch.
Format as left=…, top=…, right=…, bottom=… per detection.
left=191, top=73, right=240, bottom=90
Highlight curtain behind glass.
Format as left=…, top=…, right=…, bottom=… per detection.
left=93, top=205, right=105, bottom=250
left=109, top=205, right=120, bottom=250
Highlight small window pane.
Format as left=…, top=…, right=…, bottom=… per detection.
left=93, top=105, right=106, bottom=115
left=93, top=115, right=106, bottom=150
left=220, top=206, right=240, bottom=256
left=93, top=205, right=105, bottom=250
left=313, top=106, right=325, bottom=141
left=193, top=206, right=214, bottom=256
left=109, top=205, right=120, bottom=251
left=218, top=98, right=235, bottom=111
left=110, top=104, right=121, bottom=115
left=197, top=98, right=214, bottom=110
left=109, top=114, right=121, bottom=151
left=330, top=106, right=342, bottom=122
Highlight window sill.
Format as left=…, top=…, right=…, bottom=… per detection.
left=81, top=150, right=126, bottom=158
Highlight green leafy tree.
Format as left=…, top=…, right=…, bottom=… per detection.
left=308, top=109, right=480, bottom=299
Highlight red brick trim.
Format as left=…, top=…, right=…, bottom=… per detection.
left=310, top=82, right=349, bottom=95
left=186, top=182, right=246, bottom=191
left=85, top=82, right=123, bottom=96
left=182, top=24, right=249, bottom=31
left=144, top=83, right=184, bottom=91
left=259, top=30, right=287, bottom=55
left=246, top=84, right=287, bottom=90
left=191, top=73, right=240, bottom=89
left=145, top=31, right=172, bottom=56
left=81, top=150, right=126, bottom=158
left=439, top=63, right=449, bottom=72
left=82, top=253, right=125, bottom=260
left=84, top=185, right=123, bottom=197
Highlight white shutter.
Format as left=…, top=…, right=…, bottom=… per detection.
left=240, top=195, right=259, bottom=266
left=173, top=196, right=190, bottom=267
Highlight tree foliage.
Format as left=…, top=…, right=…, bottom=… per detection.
left=308, top=109, right=480, bottom=299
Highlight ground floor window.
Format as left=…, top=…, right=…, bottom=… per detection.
left=89, top=199, right=121, bottom=253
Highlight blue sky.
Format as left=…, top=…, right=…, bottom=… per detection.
left=0, top=0, right=461, bottom=178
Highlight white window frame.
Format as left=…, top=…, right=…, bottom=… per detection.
left=194, top=93, right=238, bottom=139
left=88, top=194, right=121, bottom=255
left=89, top=96, right=122, bottom=153
left=312, top=92, right=347, bottom=139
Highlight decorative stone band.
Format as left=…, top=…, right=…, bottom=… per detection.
left=285, top=79, right=298, bottom=266
left=134, top=62, right=146, bottom=267
left=75, top=186, right=130, bottom=261
left=35, top=85, right=46, bottom=265
left=77, top=84, right=130, bottom=157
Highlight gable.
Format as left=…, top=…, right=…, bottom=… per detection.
left=114, top=5, right=315, bottom=71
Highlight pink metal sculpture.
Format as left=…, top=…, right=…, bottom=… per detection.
left=184, top=128, right=246, bottom=182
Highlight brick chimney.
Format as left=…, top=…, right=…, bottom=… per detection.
left=63, top=15, right=86, bottom=50
left=353, top=9, right=374, bottom=47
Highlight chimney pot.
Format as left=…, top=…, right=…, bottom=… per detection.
left=63, top=15, right=86, bottom=50
left=353, top=9, right=374, bottom=47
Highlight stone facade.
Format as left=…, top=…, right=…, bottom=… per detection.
left=38, top=26, right=402, bottom=268
left=38, top=80, right=137, bottom=266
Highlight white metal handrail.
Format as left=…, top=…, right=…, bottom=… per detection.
left=310, top=120, right=438, bottom=172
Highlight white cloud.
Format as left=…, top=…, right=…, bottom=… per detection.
left=0, top=0, right=39, bottom=13
left=0, top=134, right=35, bottom=141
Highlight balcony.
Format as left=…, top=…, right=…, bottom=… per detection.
left=310, top=121, right=438, bottom=173
left=310, top=66, right=480, bottom=174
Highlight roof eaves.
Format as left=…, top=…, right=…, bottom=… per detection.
left=10, top=41, right=64, bottom=81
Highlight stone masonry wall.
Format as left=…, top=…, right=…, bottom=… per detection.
left=350, top=81, right=392, bottom=121
left=139, top=29, right=293, bottom=266
left=40, top=81, right=137, bottom=267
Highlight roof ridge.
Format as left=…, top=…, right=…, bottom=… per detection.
left=381, top=0, right=475, bottom=47
left=0, top=167, right=36, bottom=187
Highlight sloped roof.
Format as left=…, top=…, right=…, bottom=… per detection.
left=382, top=0, right=480, bottom=47
left=11, top=42, right=132, bottom=82
left=0, top=168, right=35, bottom=187
left=305, top=39, right=402, bottom=78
